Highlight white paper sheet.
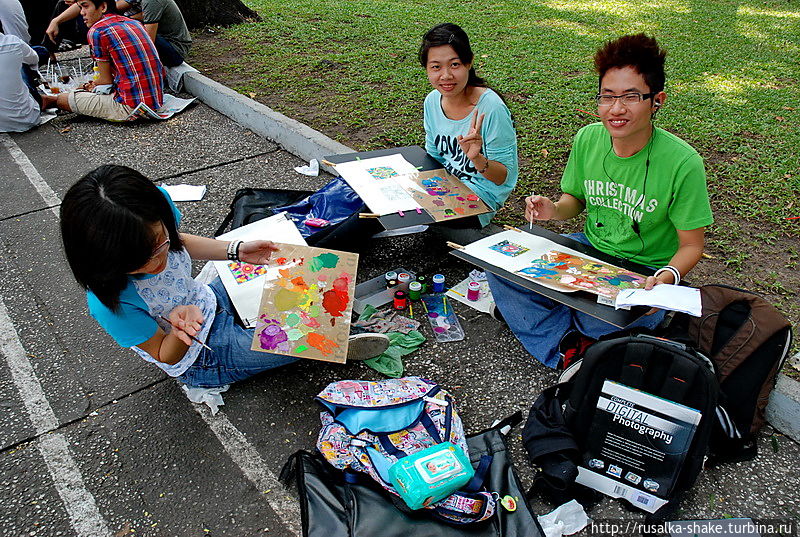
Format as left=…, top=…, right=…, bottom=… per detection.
left=459, top=230, right=606, bottom=292
left=334, top=154, right=422, bottom=215
left=213, top=213, right=307, bottom=327
left=160, top=183, right=207, bottom=201
left=615, top=285, right=702, bottom=316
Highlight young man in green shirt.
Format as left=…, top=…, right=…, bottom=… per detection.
left=487, top=33, right=713, bottom=368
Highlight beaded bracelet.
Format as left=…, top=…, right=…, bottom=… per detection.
left=227, top=240, right=243, bottom=261
left=477, top=157, right=490, bottom=174
left=654, top=265, right=681, bottom=284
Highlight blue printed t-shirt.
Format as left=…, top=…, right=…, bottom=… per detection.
left=86, top=189, right=216, bottom=377
left=424, top=88, right=518, bottom=227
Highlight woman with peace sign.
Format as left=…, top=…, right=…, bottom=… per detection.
left=419, top=23, right=518, bottom=239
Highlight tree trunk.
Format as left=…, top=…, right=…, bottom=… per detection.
left=173, top=0, right=260, bottom=29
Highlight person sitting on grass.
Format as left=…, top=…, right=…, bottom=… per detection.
left=59, top=165, right=390, bottom=390
left=487, top=33, right=713, bottom=369
left=41, top=0, right=163, bottom=122
left=419, top=23, right=518, bottom=243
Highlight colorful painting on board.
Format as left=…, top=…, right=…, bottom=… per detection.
left=516, top=250, right=647, bottom=298
left=366, top=166, right=399, bottom=180
left=489, top=240, right=530, bottom=257
left=406, top=169, right=490, bottom=222
left=251, top=244, right=358, bottom=363
left=227, top=261, right=269, bottom=284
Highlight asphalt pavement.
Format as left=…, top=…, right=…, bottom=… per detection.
left=0, top=56, right=798, bottom=537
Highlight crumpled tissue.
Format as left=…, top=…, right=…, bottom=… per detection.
left=294, top=159, right=319, bottom=176
left=536, top=500, right=590, bottom=537
left=181, top=384, right=230, bottom=415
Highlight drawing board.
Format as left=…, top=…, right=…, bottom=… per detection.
left=333, top=154, right=421, bottom=215
left=250, top=244, right=359, bottom=363
left=213, top=213, right=307, bottom=328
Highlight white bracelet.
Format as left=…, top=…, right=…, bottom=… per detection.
left=654, top=265, right=681, bottom=284
left=227, top=240, right=243, bottom=261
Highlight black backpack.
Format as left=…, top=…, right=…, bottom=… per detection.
left=523, top=334, right=719, bottom=515
left=662, top=284, right=793, bottom=462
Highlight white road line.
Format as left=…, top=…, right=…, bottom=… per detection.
left=196, top=406, right=302, bottom=536
left=1, top=132, right=300, bottom=535
left=39, top=434, right=112, bottom=537
left=0, top=134, right=61, bottom=217
left=0, top=298, right=111, bottom=536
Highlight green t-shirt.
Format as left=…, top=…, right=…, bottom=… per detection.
left=561, top=123, right=713, bottom=267
left=142, top=0, right=191, bottom=58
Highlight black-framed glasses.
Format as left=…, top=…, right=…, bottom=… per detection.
left=596, top=92, right=656, bottom=107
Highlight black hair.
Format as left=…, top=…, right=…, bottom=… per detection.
left=60, top=164, right=182, bottom=311
left=418, top=23, right=487, bottom=88
left=83, top=0, right=118, bottom=14
left=594, top=33, right=666, bottom=94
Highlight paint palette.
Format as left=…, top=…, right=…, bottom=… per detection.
left=250, top=243, right=359, bottom=363
left=516, top=250, right=647, bottom=299
left=403, top=169, right=491, bottom=222
left=420, top=294, right=464, bottom=342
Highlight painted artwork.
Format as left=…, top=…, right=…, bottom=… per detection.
left=366, top=166, right=399, bottom=180
left=516, top=250, right=647, bottom=298
left=227, top=262, right=269, bottom=284
left=402, top=169, right=490, bottom=222
left=489, top=240, right=530, bottom=257
left=251, top=244, right=359, bottom=363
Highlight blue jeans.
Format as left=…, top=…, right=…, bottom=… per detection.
left=154, top=36, right=184, bottom=67
left=487, top=233, right=666, bottom=368
left=178, top=278, right=299, bottom=387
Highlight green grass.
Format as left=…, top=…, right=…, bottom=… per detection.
left=191, top=0, right=800, bottom=231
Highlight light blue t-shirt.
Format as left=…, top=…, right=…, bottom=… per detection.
left=424, top=88, right=518, bottom=227
left=86, top=189, right=216, bottom=376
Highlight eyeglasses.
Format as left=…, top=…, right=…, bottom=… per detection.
left=148, top=238, right=170, bottom=261
left=596, top=92, right=656, bottom=107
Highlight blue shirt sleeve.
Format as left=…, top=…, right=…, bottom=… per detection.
left=157, top=186, right=182, bottom=228
left=87, top=284, right=158, bottom=347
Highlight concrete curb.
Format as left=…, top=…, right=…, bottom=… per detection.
left=182, top=72, right=354, bottom=175
left=180, top=69, right=800, bottom=444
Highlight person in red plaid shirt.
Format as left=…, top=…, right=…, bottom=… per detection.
left=42, top=0, right=163, bottom=121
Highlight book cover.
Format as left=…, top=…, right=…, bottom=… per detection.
left=576, top=380, right=702, bottom=513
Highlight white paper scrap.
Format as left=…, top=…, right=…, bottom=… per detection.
left=615, top=284, right=702, bottom=317
left=161, top=183, right=207, bottom=202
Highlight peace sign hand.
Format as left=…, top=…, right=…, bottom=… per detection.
left=457, top=110, right=485, bottom=161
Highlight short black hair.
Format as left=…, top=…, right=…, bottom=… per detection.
left=418, top=23, right=487, bottom=88
left=82, top=0, right=118, bottom=14
left=594, top=33, right=667, bottom=93
left=60, top=165, right=182, bottom=311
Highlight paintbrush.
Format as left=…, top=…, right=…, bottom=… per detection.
left=159, top=315, right=213, bottom=352
left=409, top=302, right=414, bottom=319
left=442, top=295, right=447, bottom=315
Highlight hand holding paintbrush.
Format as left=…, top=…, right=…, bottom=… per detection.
left=159, top=307, right=212, bottom=352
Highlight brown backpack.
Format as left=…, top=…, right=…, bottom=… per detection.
left=668, top=284, right=793, bottom=460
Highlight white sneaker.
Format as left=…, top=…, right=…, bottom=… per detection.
left=347, top=333, right=390, bottom=361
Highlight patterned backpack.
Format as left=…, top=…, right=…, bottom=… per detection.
left=315, top=377, right=497, bottom=524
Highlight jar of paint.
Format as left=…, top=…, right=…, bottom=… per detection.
left=408, top=281, right=422, bottom=301
left=416, top=275, right=427, bottom=294
left=467, top=281, right=481, bottom=301
left=397, top=272, right=411, bottom=291
left=385, top=271, right=398, bottom=284
left=432, top=274, right=445, bottom=293
left=387, top=279, right=398, bottom=290
left=393, top=290, right=407, bottom=310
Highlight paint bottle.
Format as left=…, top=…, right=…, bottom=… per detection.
left=385, top=271, right=398, bottom=283
left=416, top=275, right=427, bottom=294
left=467, top=281, right=481, bottom=302
left=397, top=272, right=411, bottom=292
left=432, top=274, right=445, bottom=294
left=387, top=279, right=398, bottom=290
left=393, top=290, right=407, bottom=310
left=408, top=281, right=422, bottom=301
